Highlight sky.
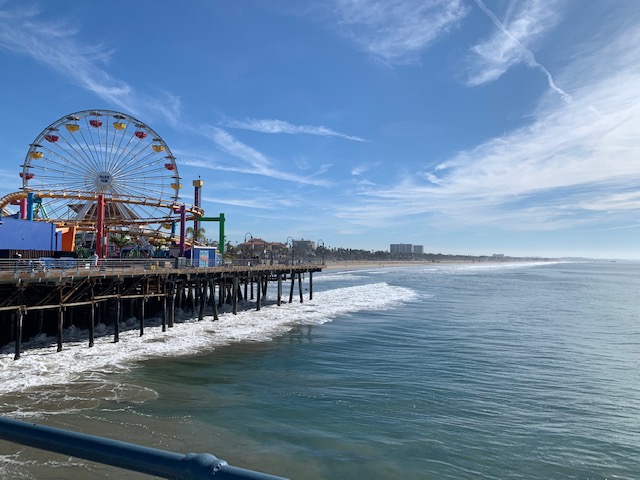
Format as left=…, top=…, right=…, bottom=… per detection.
left=1, top=0, right=640, bottom=259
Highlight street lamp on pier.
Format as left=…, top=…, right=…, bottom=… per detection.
left=317, top=239, right=325, bottom=265
left=286, top=236, right=294, bottom=265
left=245, top=232, right=253, bottom=261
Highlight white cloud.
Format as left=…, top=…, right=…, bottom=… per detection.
left=577, top=192, right=640, bottom=212
left=190, top=128, right=333, bottom=187
left=211, top=128, right=272, bottom=171
left=338, top=20, right=640, bottom=231
left=0, top=5, right=182, bottom=125
left=351, top=164, right=369, bottom=176
left=331, top=0, right=468, bottom=65
left=201, top=195, right=272, bottom=210
left=226, top=118, right=365, bottom=142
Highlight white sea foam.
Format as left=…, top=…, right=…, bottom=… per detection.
left=0, top=282, right=417, bottom=398
left=313, top=272, right=368, bottom=282
left=415, top=261, right=565, bottom=274
left=319, top=261, right=565, bottom=278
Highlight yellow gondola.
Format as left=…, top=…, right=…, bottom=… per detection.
left=152, top=144, right=165, bottom=153
left=29, top=151, right=44, bottom=159
left=65, top=124, right=80, bottom=133
left=113, top=122, right=127, bottom=130
left=171, top=183, right=182, bottom=190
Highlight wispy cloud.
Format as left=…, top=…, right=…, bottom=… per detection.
left=467, top=0, right=570, bottom=101
left=338, top=23, right=640, bottom=231
left=577, top=192, right=640, bottom=212
left=226, top=118, right=365, bottom=142
left=351, top=164, right=368, bottom=176
left=183, top=128, right=333, bottom=187
left=201, top=194, right=273, bottom=210
left=331, top=0, right=468, bottom=65
left=211, top=128, right=272, bottom=171
left=0, top=5, right=182, bottom=125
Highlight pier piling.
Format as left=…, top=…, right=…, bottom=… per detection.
left=14, top=309, right=23, bottom=360
left=0, top=262, right=322, bottom=358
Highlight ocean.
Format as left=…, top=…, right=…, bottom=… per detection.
left=0, top=261, right=639, bottom=479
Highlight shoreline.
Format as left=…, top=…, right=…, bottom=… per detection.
left=322, top=261, right=425, bottom=271
left=321, top=258, right=561, bottom=271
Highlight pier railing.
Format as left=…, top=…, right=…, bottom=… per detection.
left=0, top=257, right=324, bottom=279
left=0, top=416, right=288, bottom=480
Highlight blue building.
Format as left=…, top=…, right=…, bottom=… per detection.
left=0, top=217, right=61, bottom=254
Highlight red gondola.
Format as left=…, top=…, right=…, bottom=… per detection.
left=164, top=162, right=176, bottom=170
left=89, top=120, right=103, bottom=128
left=135, top=131, right=147, bottom=139
left=44, top=134, right=59, bottom=143
left=19, top=172, right=35, bottom=180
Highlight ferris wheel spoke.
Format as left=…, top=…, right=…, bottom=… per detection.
left=109, top=136, right=146, bottom=170
left=82, top=114, right=105, bottom=169
left=111, top=145, right=161, bottom=177
left=114, top=162, right=166, bottom=182
left=30, top=168, right=88, bottom=188
left=105, top=115, right=128, bottom=171
left=36, top=159, right=87, bottom=179
left=112, top=184, right=165, bottom=199
left=60, top=127, right=103, bottom=174
left=70, top=126, right=97, bottom=170
left=39, top=141, right=88, bottom=172
left=106, top=122, right=131, bottom=172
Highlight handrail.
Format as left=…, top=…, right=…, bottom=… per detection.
left=0, top=257, right=324, bottom=278
left=0, top=416, right=288, bottom=480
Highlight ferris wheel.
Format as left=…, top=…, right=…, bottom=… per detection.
left=20, top=109, right=182, bottom=233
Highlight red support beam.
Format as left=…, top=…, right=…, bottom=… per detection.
left=96, top=194, right=105, bottom=258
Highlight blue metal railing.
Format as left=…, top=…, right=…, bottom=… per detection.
left=0, top=417, right=288, bottom=480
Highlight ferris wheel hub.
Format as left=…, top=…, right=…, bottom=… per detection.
left=95, top=172, right=113, bottom=189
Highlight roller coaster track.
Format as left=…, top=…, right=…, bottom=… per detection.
left=0, top=190, right=203, bottom=231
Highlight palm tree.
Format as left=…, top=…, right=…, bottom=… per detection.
left=110, top=233, right=131, bottom=256
left=185, top=226, right=206, bottom=244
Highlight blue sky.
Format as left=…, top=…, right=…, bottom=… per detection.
left=1, top=0, right=639, bottom=259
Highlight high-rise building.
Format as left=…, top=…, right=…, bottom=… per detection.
left=390, top=243, right=413, bottom=254
left=413, top=245, right=424, bottom=254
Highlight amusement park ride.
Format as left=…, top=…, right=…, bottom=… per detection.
left=0, top=109, right=224, bottom=257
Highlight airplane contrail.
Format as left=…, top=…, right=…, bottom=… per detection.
left=473, top=0, right=572, bottom=102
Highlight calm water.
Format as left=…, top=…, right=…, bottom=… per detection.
left=1, top=261, right=640, bottom=479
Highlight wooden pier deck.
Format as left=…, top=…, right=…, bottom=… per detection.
left=0, top=259, right=323, bottom=360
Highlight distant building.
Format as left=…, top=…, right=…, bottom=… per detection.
left=413, top=245, right=424, bottom=254
left=492, top=253, right=505, bottom=258
left=293, top=239, right=315, bottom=253
left=390, top=243, right=413, bottom=254
left=238, top=237, right=273, bottom=257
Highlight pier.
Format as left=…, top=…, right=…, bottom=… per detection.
left=0, top=108, right=327, bottom=361
left=0, top=258, right=322, bottom=360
